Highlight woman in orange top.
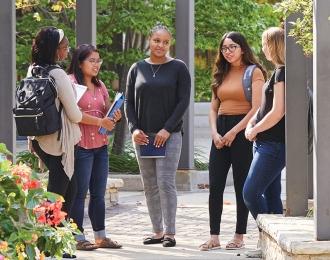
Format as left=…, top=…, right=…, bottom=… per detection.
left=200, top=32, right=266, bottom=251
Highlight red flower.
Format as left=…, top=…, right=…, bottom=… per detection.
left=12, top=164, right=33, bottom=190
left=11, top=164, right=31, bottom=182
left=34, top=200, right=67, bottom=226
left=23, top=179, right=41, bottom=190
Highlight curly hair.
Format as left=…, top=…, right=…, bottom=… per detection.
left=31, top=26, right=61, bottom=66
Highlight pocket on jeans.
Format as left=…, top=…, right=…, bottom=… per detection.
left=255, top=141, right=281, bottom=158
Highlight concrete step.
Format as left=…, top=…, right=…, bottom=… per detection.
left=258, top=215, right=329, bottom=260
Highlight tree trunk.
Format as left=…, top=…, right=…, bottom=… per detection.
left=111, top=65, right=129, bottom=155
left=109, top=32, right=127, bottom=155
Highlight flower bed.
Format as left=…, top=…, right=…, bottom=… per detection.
left=0, top=143, right=78, bottom=259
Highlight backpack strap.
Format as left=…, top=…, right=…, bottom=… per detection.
left=242, top=64, right=257, bottom=104
left=57, top=104, right=63, bottom=141
left=45, top=65, right=63, bottom=141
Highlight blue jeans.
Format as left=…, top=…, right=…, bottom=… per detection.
left=243, top=140, right=285, bottom=220
left=71, top=145, right=109, bottom=240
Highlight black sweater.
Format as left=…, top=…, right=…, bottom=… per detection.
left=124, top=59, right=191, bottom=134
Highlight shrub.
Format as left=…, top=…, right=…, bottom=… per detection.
left=0, top=143, right=78, bottom=260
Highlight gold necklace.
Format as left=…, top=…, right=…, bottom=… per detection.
left=150, top=64, right=162, bottom=78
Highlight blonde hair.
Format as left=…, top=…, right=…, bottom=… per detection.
left=262, top=27, right=285, bottom=66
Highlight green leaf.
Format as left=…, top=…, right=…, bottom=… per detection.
left=26, top=244, right=37, bottom=259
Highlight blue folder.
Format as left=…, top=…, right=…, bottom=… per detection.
left=98, top=92, right=124, bottom=135
left=140, top=136, right=166, bottom=158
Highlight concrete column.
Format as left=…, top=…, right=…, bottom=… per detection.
left=76, top=0, right=96, bottom=46
left=313, top=0, right=330, bottom=240
left=285, top=15, right=309, bottom=216
left=175, top=0, right=195, bottom=169
left=0, top=1, right=16, bottom=154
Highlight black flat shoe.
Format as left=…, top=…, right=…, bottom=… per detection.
left=143, top=236, right=164, bottom=245
left=62, top=253, right=77, bottom=258
left=162, top=237, right=176, bottom=247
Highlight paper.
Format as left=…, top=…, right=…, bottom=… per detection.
left=140, top=136, right=166, bottom=158
left=74, top=83, right=88, bottom=103
left=98, top=92, right=124, bottom=135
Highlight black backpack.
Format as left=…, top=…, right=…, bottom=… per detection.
left=13, top=65, right=62, bottom=137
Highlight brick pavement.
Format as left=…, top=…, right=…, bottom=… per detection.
left=76, top=190, right=259, bottom=260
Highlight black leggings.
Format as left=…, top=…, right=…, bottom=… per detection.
left=208, top=115, right=252, bottom=235
left=32, top=140, right=77, bottom=218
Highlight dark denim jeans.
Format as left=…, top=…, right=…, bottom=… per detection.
left=32, top=140, right=77, bottom=218
left=71, top=145, right=109, bottom=239
left=243, top=140, right=285, bottom=220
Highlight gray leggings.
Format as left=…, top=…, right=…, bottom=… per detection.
left=134, top=132, right=182, bottom=235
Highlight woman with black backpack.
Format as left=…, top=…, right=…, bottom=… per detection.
left=28, top=27, right=116, bottom=258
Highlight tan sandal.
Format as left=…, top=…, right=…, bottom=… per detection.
left=199, top=240, right=221, bottom=251
left=225, top=239, right=245, bottom=250
left=96, top=237, right=122, bottom=249
left=76, top=240, right=98, bottom=251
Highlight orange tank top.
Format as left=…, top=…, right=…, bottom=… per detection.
left=217, top=68, right=251, bottom=115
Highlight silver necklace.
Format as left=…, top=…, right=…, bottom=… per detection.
left=150, top=64, right=162, bottom=78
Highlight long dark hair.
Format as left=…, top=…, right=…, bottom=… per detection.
left=31, top=26, right=60, bottom=66
left=67, top=44, right=101, bottom=87
left=211, top=31, right=267, bottom=97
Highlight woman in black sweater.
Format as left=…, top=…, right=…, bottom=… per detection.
left=125, top=24, right=191, bottom=248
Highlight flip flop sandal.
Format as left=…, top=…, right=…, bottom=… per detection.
left=96, top=237, right=122, bottom=249
left=225, top=239, right=245, bottom=250
left=199, top=241, right=221, bottom=251
left=76, top=240, right=98, bottom=251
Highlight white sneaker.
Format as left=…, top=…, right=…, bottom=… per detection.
left=244, top=248, right=262, bottom=258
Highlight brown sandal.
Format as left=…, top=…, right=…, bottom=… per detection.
left=225, top=239, right=245, bottom=250
left=76, top=240, right=98, bottom=251
left=199, top=240, right=221, bottom=251
left=96, top=237, right=122, bottom=249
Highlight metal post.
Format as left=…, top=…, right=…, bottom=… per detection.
left=0, top=1, right=16, bottom=154
left=175, top=0, right=195, bottom=169
left=313, top=0, right=330, bottom=240
left=285, top=15, right=309, bottom=216
left=76, top=0, right=96, bottom=46
left=306, top=57, right=313, bottom=199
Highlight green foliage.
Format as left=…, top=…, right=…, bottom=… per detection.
left=16, top=0, right=76, bottom=80
left=0, top=144, right=12, bottom=156
left=108, top=142, right=140, bottom=173
left=195, top=67, right=212, bottom=102
left=16, top=150, right=46, bottom=173
left=194, top=148, right=209, bottom=170
left=195, top=0, right=281, bottom=53
left=276, top=0, right=312, bottom=56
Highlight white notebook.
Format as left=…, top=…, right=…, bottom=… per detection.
left=74, top=83, right=88, bottom=103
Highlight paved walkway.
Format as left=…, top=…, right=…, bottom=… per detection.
left=76, top=188, right=260, bottom=260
